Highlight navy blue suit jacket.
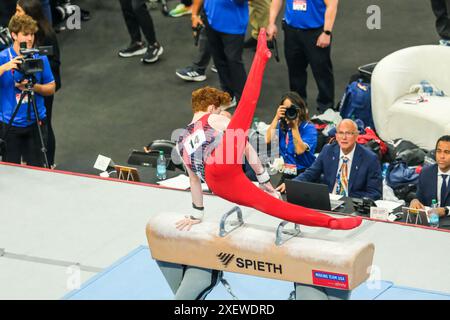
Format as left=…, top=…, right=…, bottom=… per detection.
left=416, top=164, right=450, bottom=207
left=294, top=143, right=382, bottom=200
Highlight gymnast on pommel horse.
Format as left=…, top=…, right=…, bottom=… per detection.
left=154, top=30, right=362, bottom=300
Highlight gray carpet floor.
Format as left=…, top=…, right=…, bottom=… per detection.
left=51, top=0, right=439, bottom=174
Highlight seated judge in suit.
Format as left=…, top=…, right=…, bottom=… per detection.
left=410, top=135, right=450, bottom=217
left=276, top=119, right=382, bottom=200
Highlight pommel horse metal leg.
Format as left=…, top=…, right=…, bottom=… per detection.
left=275, top=221, right=301, bottom=246
left=219, top=206, right=244, bottom=237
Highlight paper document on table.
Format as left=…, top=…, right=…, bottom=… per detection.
left=375, top=200, right=402, bottom=213
left=329, top=194, right=343, bottom=201
left=157, top=174, right=190, bottom=190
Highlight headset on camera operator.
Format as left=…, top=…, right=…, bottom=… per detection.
left=0, top=14, right=55, bottom=167
left=265, top=92, right=317, bottom=180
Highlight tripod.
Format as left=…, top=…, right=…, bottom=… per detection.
left=0, top=75, right=49, bottom=168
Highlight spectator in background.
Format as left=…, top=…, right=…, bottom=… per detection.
left=410, top=135, right=450, bottom=215
left=431, top=0, right=450, bottom=45
left=267, top=0, right=338, bottom=114
left=169, top=0, right=192, bottom=17
left=265, top=92, right=317, bottom=182
left=175, top=8, right=218, bottom=82
left=39, top=0, right=52, bottom=24
left=191, top=0, right=249, bottom=108
left=276, top=119, right=382, bottom=201
left=0, top=0, right=16, bottom=26
left=118, top=0, right=163, bottom=64
left=244, top=0, right=271, bottom=50
left=16, top=0, right=61, bottom=168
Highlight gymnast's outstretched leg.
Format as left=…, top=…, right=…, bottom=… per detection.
left=204, top=29, right=362, bottom=230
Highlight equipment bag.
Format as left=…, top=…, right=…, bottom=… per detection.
left=338, top=79, right=375, bottom=130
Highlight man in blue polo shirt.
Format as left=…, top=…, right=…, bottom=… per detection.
left=267, top=0, right=338, bottom=114
left=191, top=0, right=249, bottom=107
left=0, top=14, right=55, bottom=167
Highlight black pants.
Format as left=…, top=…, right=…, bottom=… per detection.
left=193, top=28, right=211, bottom=72
left=205, top=20, right=247, bottom=101
left=181, top=0, right=192, bottom=6
left=119, top=0, right=157, bottom=45
left=283, top=23, right=334, bottom=113
left=431, top=0, right=450, bottom=40
left=0, top=120, right=48, bottom=168
left=44, top=95, right=56, bottom=166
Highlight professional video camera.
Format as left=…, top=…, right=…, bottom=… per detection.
left=284, top=104, right=301, bottom=121
left=16, top=42, right=53, bottom=77
left=0, top=26, right=13, bottom=51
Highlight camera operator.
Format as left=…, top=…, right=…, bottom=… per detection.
left=0, top=14, right=55, bottom=167
left=17, top=0, right=61, bottom=168
left=265, top=92, right=317, bottom=181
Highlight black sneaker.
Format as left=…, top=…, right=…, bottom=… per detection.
left=141, top=43, right=164, bottom=64
left=175, top=66, right=206, bottom=81
left=118, top=42, right=147, bottom=58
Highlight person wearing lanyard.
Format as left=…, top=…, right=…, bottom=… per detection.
left=0, top=14, right=55, bottom=167
left=265, top=92, right=317, bottom=182
left=267, top=0, right=338, bottom=113
left=410, top=135, right=450, bottom=216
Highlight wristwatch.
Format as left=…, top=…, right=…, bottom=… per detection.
left=323, top=30, right=332, bottom=36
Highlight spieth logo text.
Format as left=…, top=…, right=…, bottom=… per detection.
left=217, top=252, right=283, bottom=275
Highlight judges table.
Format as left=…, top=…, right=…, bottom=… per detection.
left=129, top=164, right=450, bottom=231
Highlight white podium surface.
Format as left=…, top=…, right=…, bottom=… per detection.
left=0, top=163, right=449, bottom=299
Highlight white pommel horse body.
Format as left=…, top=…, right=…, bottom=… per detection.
left=146, top=207, right=375, bottom=291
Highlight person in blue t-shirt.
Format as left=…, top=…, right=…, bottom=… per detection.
left=266, top=92, right=317, bottom=182
left=0, top=14, right=55, bottom=167
left=267, top=0, right=339, bottom=113
left=191, top=0, right=249, bottom=106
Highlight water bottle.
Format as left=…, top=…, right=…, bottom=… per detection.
left=382, top=163, right=389, bottom=179
left=252, top=117, right=259, bottom=132
left=156, top=150, right=167, bottom=180
left=428, top=199, right=439, bottom=228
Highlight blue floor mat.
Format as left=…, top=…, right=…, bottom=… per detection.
left=64, top=246, right=174, bottom=300
left=375, top=286, right=450, bottom=300
left=63, top=246, right=449, bottom=300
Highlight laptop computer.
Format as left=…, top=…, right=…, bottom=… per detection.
left=285, top=180, right=344, bottom=211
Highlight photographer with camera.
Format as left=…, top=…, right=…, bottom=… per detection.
left=266, top=92, right=317, bottom=181
left=0, top=14, right=55, bottom=167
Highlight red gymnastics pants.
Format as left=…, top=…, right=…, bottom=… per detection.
left=204, top=30, right=362, bottom=230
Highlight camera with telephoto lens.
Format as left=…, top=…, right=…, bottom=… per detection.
left=284, top=104, right=300, bottom=121
left=17, top=42, right=53, bottom=77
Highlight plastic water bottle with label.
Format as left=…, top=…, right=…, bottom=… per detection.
left=428, top=199, right=439, bottom=228
left=156, top=150, right=167, bottom=180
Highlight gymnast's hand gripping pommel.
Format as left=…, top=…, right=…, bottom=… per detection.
left=203, top=29, right=362, bottom=230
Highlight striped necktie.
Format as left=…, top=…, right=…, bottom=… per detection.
left=336, top=157, right=349, bottom=196
left=441, top=174, right=448, bottom=206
